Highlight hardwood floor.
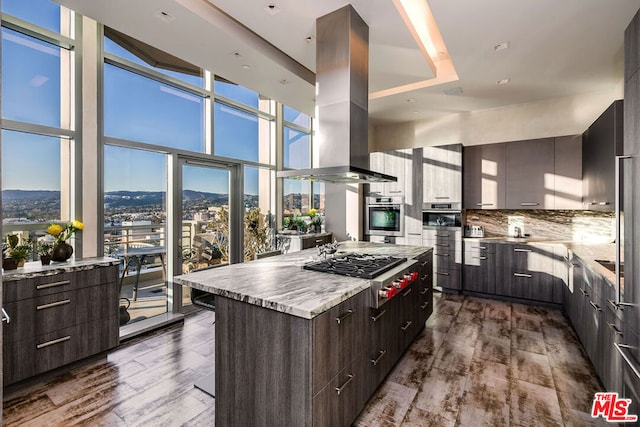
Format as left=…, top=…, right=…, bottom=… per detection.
left=3, top=293, right=606, bottom=426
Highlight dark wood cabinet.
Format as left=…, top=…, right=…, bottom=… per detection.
left=582, top=100, right=623, bottom=211
left=423, top=229, right=461, bottom=291
left=505, top=138, right=555, bottom=209
left=422, top=144, right=462, bottom=203
left=2, top=264, right=120, bottom=385
left=463, top=241, right=496, bottom=294
left=495, top=243, right=558, bottom=303
left=463, top=143, right=506, bottom=209
left=554, top=135, right=583, bottom=209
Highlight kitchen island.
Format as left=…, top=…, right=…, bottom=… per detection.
left=174, top=241, right=433, bottom=426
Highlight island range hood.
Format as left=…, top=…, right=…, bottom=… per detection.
left=277, top=5, right=396, bottom=184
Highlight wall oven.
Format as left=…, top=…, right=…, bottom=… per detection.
left=366, top=196, right=404, bottom=236
left=422, top=202, right=462, bottom=228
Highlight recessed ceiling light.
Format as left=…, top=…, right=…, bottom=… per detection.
left=242, top=64, right=251, bottom=70
left=265, top=3, right=280, bottom=15
left=443, top=86, right=463, bottom=96
left=497, top=78, right=511, bottom=85
left=494, top=42, right=510, bottom=52
left=280, top=79, right=289, bottom=85
left=154, top=10, right=176, bottom=23
left=305, top=36, right=314, bottom=44
left=406, top=98, right=416, bottom=103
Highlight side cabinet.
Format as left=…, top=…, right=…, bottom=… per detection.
left=505, top=138, right=555, bottom=209
left=2, top=264, right=120, bottom=385
left=463, top=143, right=506, bottom=209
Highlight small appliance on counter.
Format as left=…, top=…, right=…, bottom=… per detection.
left=464, top=225, right=485, bottom=238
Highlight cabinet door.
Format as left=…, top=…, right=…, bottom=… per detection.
left=602, top=307, right=623, bottom=392
left=463, top=143, right=506, bottom=209
left=312, top=291, right=367, bottom=395
left=506, top=138, right=555, bottom=209
left=384, top=150, right=407, bottom=196
left=366, top=303, right=399, bottom=395
left=423, top=144, right=462, bottom=203
left=554, top=135, right=583, bottom=209
left=463, top=247, right=496, bottom=294
left=368, top=151, right=386, bottom=195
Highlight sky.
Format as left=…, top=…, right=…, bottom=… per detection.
left=2, top=0, right=309, bottom=198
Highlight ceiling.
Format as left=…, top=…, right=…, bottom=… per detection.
left=58, top=0, right=640, bottom=125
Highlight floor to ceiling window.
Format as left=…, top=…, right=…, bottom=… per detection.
left=1, top=0, right=76, bottom=253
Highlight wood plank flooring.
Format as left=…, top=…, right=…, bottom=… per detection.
left=3, top=293, right=607, bottom=426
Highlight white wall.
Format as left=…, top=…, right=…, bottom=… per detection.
left=371, top=88, right=623, bottom=151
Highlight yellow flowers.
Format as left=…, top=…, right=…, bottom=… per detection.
left=47, top=220, right=84, bottom=243
left=308, top=208, right=318, bottom=218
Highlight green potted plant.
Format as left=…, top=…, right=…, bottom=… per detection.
left=2, top=235, right=33, bottom=270
left=37, top=241, right=54, bottom=265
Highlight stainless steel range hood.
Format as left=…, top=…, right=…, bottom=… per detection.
left=277, top=5, right=396, bottom=184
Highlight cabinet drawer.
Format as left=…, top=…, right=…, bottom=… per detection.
left=313, top=290, right=367, bottom=394
left=302, top=234, right=332, bottom=250
left=313, top=354, right=367, bottom=427
left=3, top=315, right=119, bottom=385
left=434, top=268, right=461, bottom=290
left=367, top=305, right=398, bottom=393
left=464, top=241, right=496, bottom=253
left=422, top=229, right=461, bottom=242
left=3, top=266, right=118, bottom=303
left=433, top=249, right=461, bottom=271
left=3, top=284, right=119, bottom=343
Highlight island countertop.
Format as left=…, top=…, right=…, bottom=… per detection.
left=173, top=241, right=432, bottom=319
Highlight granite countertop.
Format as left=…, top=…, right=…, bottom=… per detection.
left=174, top=241, right=432, bottom=319
left=2, top=257, right=121, bottom=282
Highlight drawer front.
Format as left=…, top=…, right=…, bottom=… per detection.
left=464, top=241, right=496, bottom=253
left=313, top=354, right=367, bottom=427
left=433, top=249, right=461, bottom=271
left=367, top=305, right=398, bottom=394
left=3, top=283, right=119, bottom=343
left=3, top=266, right=118, bottom=302
left=417, top=289, right=434, bottom=328
left=422, top=229, right=461, bottom=242
left=302, top=234, right=332, bottom=250
left=3, top=315, right=119, bottom=385
left=433, top=267, right=461, bottom=290
left=313, top=290, right=367, bottom=394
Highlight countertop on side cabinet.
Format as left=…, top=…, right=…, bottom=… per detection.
left=2, top=257, right=120, bottom=282
left=276, top=231, right=333, bottom=239
left=174, top=241, right=432, bottom=319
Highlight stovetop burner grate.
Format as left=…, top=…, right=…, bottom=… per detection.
left=303, top=253, right=407, bottom=279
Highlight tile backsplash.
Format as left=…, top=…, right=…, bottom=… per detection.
left=463, top=209, right=615, bottom=243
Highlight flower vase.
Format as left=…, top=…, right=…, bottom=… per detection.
left=2, top=258, right=17, bottom=271
left=52, top=242, right=73, bottom=262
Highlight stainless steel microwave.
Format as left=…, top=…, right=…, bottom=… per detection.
left=365, top=196, right=404, bottom=236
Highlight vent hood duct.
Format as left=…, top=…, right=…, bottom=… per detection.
left=277, top=5, right=396, bottom=184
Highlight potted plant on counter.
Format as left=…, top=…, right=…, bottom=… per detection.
left=2, top=235, right=33, bottom=270
left=37, top=241, right=54, bottom=265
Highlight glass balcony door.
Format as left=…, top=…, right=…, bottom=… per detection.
left=178, top=160, right=232, bottom=309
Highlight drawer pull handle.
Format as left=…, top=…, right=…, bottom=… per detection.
left=472, top=256, right=487, bottom=260
left=336, top=309, right=356, bottom=325
left=514, top=273, right=532, bottom=278
left=614, top=344, right=640, bottom=380
left=401, top=320, right=413, bottom=331
left=37, top=299, right=71, bottom=310
left=315, top=239, right=324, bottom=243
left=420, top=275, right=428, bottom=281
left=589, top=301, right=602, bottom=312
left=435, top=243, right=450, bottom=247
left=579, top=288, right=589, bottom=297
left=402, top=288, right=412, bottom=297
left=514, top=249, right=531, bottom=253
left=477, top=246, right=487, bottom=250
left=420, top=288, right=428, bottom=295
left=435, top=272, right=449, bottom=276
left=420, top=261, right=430, bottom=267
left=607, top=322, right=623, bottom=335
left=389, top=190, right=402, bottom=194
left=1, top=308, right=10, bottom=324
left=408, top=233, right=421, bottom=236
left=370, top=350, right=387, bottom=366
left=607, top=298, right=623, bottom=311
left=476, top=203, right=494, bottom=206
left=435, top=253, right=449, bottom=257
left=371, top=309, right=387, bottom=322
left=434, top=196, right=450, bottom=200
left=335, top=374, right=355, bottom=396
left=435, top=234, right=450, bottom=238
left=520, top=202, right=540, bottom=206
left=37, top=280, right=71, bottom=290
left=37, top=335, right=71, bottom=349
left=420, top=301, right=430, bottom=310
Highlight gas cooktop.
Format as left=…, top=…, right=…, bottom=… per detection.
left=303, top=253, right=408, bottom=279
